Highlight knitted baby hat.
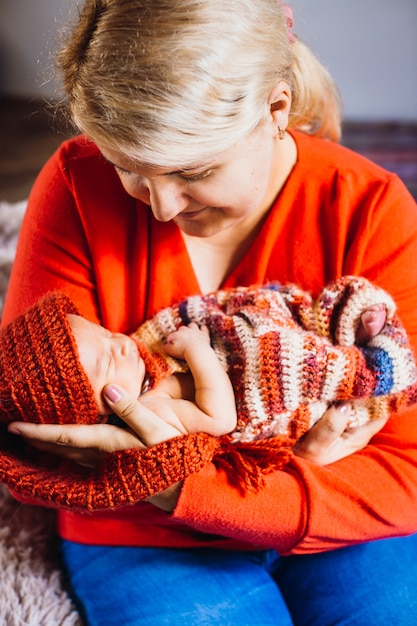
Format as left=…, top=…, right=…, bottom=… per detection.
left=0, top=292, right=98, bottom=426
left=0, top=293, right=220, bottom=510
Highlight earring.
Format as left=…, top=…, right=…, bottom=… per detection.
left=277, top=127, right=286, bottom=140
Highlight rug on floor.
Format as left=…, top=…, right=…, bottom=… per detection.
left=0, top=200, right=83, bottom=625
left=0, top=484, right=83, bottom=626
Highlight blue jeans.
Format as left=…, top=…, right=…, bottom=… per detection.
left=61, top=533, right=417, bottom=625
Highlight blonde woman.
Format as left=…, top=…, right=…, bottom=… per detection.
left=4, top=1, right=417, bottom=624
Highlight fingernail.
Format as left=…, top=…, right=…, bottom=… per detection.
left=104, top=385, right=122, bottom=402
left=8, top=426, right=21, bottom=435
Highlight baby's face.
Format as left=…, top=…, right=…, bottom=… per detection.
left=67, top=315, right=145, bottom=414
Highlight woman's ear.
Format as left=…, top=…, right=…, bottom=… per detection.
left=268, top=81, right=292, bottom=131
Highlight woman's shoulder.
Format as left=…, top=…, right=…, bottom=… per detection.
left=58, top=133, right=100, bottom=154
left=292, top=130, right=390, bottom=177
left=49, top=135, right=130, bottom=201
left=54, top=134, right=103, bottom=168
left=290, top=130, right=411, bottom=202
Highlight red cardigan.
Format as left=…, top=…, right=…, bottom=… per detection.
left=4, top=130, right=417, bottom=555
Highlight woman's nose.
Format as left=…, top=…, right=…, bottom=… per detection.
left=147, top=178, right=191, bottom=222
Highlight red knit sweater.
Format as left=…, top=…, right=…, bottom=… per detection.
left=3, top=130, right=417, bottom=555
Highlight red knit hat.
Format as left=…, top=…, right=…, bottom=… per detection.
left=0, top=292, right=99, bottom=426
left=0, top=293, right=221, bottom=510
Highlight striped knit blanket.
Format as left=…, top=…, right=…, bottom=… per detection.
left=135, top=276, right=417, bottom=446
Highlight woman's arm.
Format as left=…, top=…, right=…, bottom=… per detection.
left=169, top=176, right=417, bottom=554
left=2, top=143, right=100, bottom=325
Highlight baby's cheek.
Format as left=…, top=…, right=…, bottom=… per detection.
left=127, top=377, right=144, bottom=402
left=97, top=393, right=113, bottom=416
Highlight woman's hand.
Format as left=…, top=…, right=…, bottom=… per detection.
left=293, top=404, right=389, bottom=465
left=7, top=384, right=185, bottom=468
left=7, top=420, right=145, bottom=468
left=103, top=385, right=184, bottom=511
left=8, top=384, right=184, bottom=511
left=295, top=304, right=389, bottom=465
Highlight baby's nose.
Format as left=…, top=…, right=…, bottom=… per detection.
left=119, top=335, right=137, bottom=357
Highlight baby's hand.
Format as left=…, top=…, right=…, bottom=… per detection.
left=164, top=323, right=210, bottom=359
left=355, top=304, right=386, bottom=345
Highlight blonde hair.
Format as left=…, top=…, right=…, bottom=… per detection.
left=58, top=0, right=342, bottom=167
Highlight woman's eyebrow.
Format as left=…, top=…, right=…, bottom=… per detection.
left=100, top=153, right=213, bottom=176
left=100, top=154, right=115, bottom=166
left=101, top=154, right=130, bottom=171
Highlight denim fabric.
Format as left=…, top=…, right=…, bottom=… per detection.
left=61, top=532, right=417, bottom=625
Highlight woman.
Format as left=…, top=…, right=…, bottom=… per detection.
left=3, top=1, right=417, bottom=623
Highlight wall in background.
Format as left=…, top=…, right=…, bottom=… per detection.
left=0, top=0, right=74, bottom=100
left=1, top=0, right=416, bottom=121
left=293, top=0, right=417, bottom=121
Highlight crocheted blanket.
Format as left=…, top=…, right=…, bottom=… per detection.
left=135, top=276, right=417, bottom=441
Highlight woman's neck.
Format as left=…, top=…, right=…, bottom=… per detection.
left=183, top=134, right=297, bottom=293
left=182, top=215, right=264, bottom=293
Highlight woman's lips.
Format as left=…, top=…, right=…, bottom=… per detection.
left=177, top=207, right=208, bottom=219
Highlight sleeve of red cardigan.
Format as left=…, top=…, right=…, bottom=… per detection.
left=172, top=175, right=417, bottom=554
left=2, top=143, right=101, bottom=325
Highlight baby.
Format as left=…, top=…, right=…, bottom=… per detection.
left=0, top=276, right=416, bottom=511
left=67, top=313, right=238, bottom=437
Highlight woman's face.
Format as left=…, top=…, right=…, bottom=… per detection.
left=99, top=119, right=296, bottom=239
